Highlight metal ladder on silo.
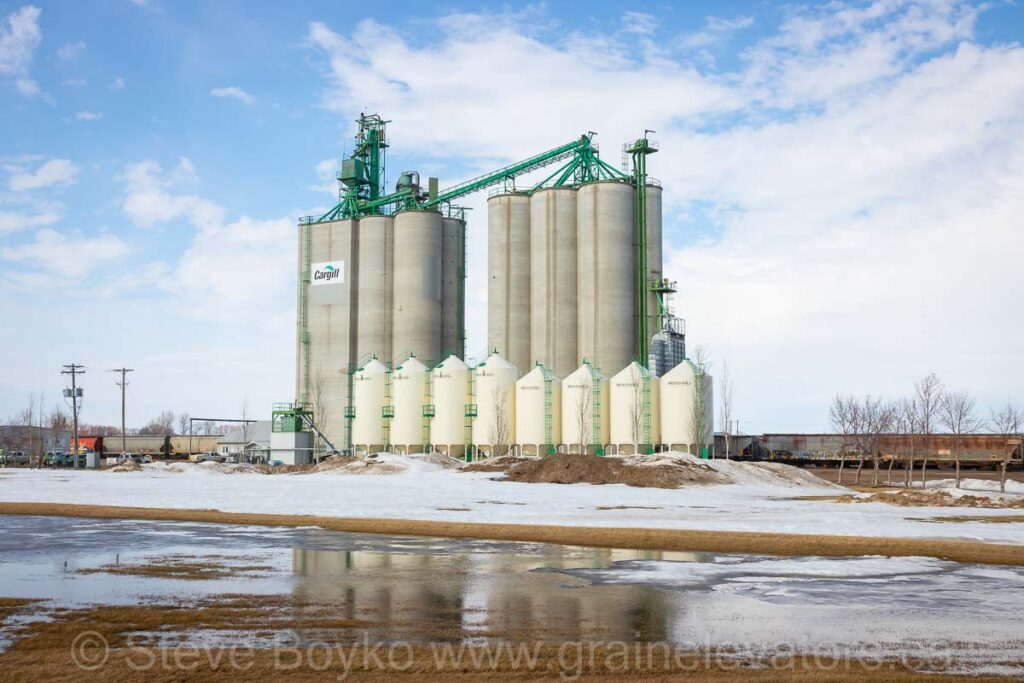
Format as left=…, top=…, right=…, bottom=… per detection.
left=541, top=362, right=553, bottom=456
left=464, top=371, right=477, bottom=461
left=382, top=367, right=393, bottom=452
left=422, top=367, right=434, bottom=453
left=642, top=365, right=652, bottom=454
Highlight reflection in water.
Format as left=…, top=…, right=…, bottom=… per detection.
left=288, top=541, right=706, bottom=643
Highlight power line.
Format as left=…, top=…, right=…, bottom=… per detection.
left=109, top=368, right=134, bottom=457
left=61, top=364, right=85, bottom=469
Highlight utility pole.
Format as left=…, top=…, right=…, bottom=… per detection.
left=61, top=364, right=85, bottom=469
left=109, top=368, right=134, bottom=457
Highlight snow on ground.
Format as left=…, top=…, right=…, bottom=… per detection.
left=2, top=454, right=1023, bottom=545
left=923, top=477, right=1024, bottom=498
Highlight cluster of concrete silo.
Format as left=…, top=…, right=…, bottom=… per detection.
left=489, top=180, right=663, bottom=380
left=298, top=211, right=465, bottom=447
left=347, top=352, right=712, bottom=459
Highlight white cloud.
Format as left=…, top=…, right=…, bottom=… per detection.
left=680, top=14, right=754, bottom=50
left=120, top=158, right=224, bottom=228
left=64, top=77, right=86, bottom=86
left=8, top=158, right=79, bottom=191
left=0, top=209, right=59, bottom=234
left=110, top=76, right=125, bottom=90
left=1, top=228, right=128, bottom=278
left=0, top=5, right=41, bottom=96
left=75, top=110, right=102, bottom=121
left=56, top=40, right=86, bottom=61
left=310, top=158, right=337, bottom=195
left=209, top=85, right=255, bottom=105
left=622, top=11, right=657, bottom=36
left=305, top=1, right=1024, bottom=428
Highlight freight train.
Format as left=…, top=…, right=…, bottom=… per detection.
left=76, top=435, right=221, bottom=458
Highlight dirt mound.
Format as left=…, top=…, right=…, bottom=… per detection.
left=837, top=489, right=1024, bottom=509
left=463, top=456, right=532, bottom=473
left=418, top=452, right=465, bottom=469
left=503, top=454, right=728, bottom=489
left=107, top=460, right=142, bottom=473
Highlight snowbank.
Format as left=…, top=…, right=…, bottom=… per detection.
left=2, top=462, right=1023, bottom=545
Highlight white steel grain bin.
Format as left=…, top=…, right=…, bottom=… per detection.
left=430, top=355, right=471, bottom=459
left=659, top=359, right=714, bottom=456
left=515, top=364, right=561, bottom=456
left=487, top=193, right=531, bottom=375
left=561, top=361, right=610, bottom=455
left=609, top=362, right=660, bottom=455
left=471, top=353, right=518, bottom=458
left=390, top=356, right=429, bottom=454
left=350, top=357, right=388, bottom=455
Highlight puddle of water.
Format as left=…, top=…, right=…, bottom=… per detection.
left=0, top=514, right=1022, bottom=673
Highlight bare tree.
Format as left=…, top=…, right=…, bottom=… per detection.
left=489, top=387, right=510, bottom=458
left=310, top=366, right=329, bottom=458
left=240, top=399, right=253, bottom=461
left=46, top=406, right=70, bottom=466
left=829, top=393, right=858, bottom=485
left=915, top=373, right=944, bottom=488
left=857, top=397, right=896, bottom=486
left=138, top=410, right=175, bottom=436
left=176, top=413, right=191, bottom=436
left=575, top=378, right=593, bottom=455
left=719, top=360, right=733, bottom=459
left=688, top=346, right=712, bottom=458
left=15, top=393, right=37, bottom=467
left=989, top=402, right=1022, bottom=494
left=899, top=397, right=919, bottom=488
left=939, top=390, right=980, bottom=489
left=627, top=364, right=646, bottom=455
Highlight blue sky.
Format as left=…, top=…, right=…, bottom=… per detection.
left=1, top=0, right=1022, bottom=432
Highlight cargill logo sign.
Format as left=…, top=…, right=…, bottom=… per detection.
left=311, top=261, right=344, bottom=285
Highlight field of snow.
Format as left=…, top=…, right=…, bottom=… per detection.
left=2, top=453, right=1023, bottom=545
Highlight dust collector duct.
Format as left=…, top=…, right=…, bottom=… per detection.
left=529, top=188, right=578, bottom=380
left=576, top=181, right=636, bottom=377
left=487, top=194, right=531, bottom=375
left=392, top=210, right=442, bottom=365
left=645, top=184, right=663, bottom=340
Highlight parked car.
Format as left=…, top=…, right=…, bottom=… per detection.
left=44, top=451, right=65, bottom=466
left=116, top=453, right=154, bottom=465
left=195, top=452, right=223, bottom=463
left=4, top=451, right=30, bottom=466
left=62, top=453, right=87, bottom=468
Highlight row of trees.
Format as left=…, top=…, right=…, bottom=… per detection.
left=830, top=373, right=1022, bottom=492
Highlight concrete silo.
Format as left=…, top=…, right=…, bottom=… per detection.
left=440, top=216, right=466, bottom=359
left=392, top=209, right=443, bottom=365
left=299, top=218, right=358, bottom=449
left=487, top=193, right=531, bottom=375
left=471, top=353, right=518, bottom=458
left=515, top=364, right=561, bottom=456
left=659, top=359, right=714, bottom=456
left=356, top=215, right=394, bottom=362
left=577, top=181, right=636, bottom=379
left=609, top=362, right=660, bottom=455
left=430, top=355, right=471, bottom=458
left=529, top=188, right=578, bottom=380
left=561, top=361, right=609, bottom=455
left=390, top=356, right=429, bottom=454
left=350, top=357, right=388, bottom=455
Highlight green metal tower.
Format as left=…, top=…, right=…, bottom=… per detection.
left=625, top=133, right=658, bottom=368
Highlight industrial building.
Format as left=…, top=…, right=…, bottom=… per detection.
left=288, top=114, right=703, bottom=460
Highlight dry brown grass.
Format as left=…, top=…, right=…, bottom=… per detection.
left=913, top=515, right=1024, bottom=524
left=0, top=596, right=1014, bottom=682
left=76, top=554, right=276, bottom=580
left=837, top=490, right=1024, bottom=509
left=2, top=502, right=1023, bottom=566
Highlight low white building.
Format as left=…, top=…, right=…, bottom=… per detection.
left=217, top=421, right=272, bottom=461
